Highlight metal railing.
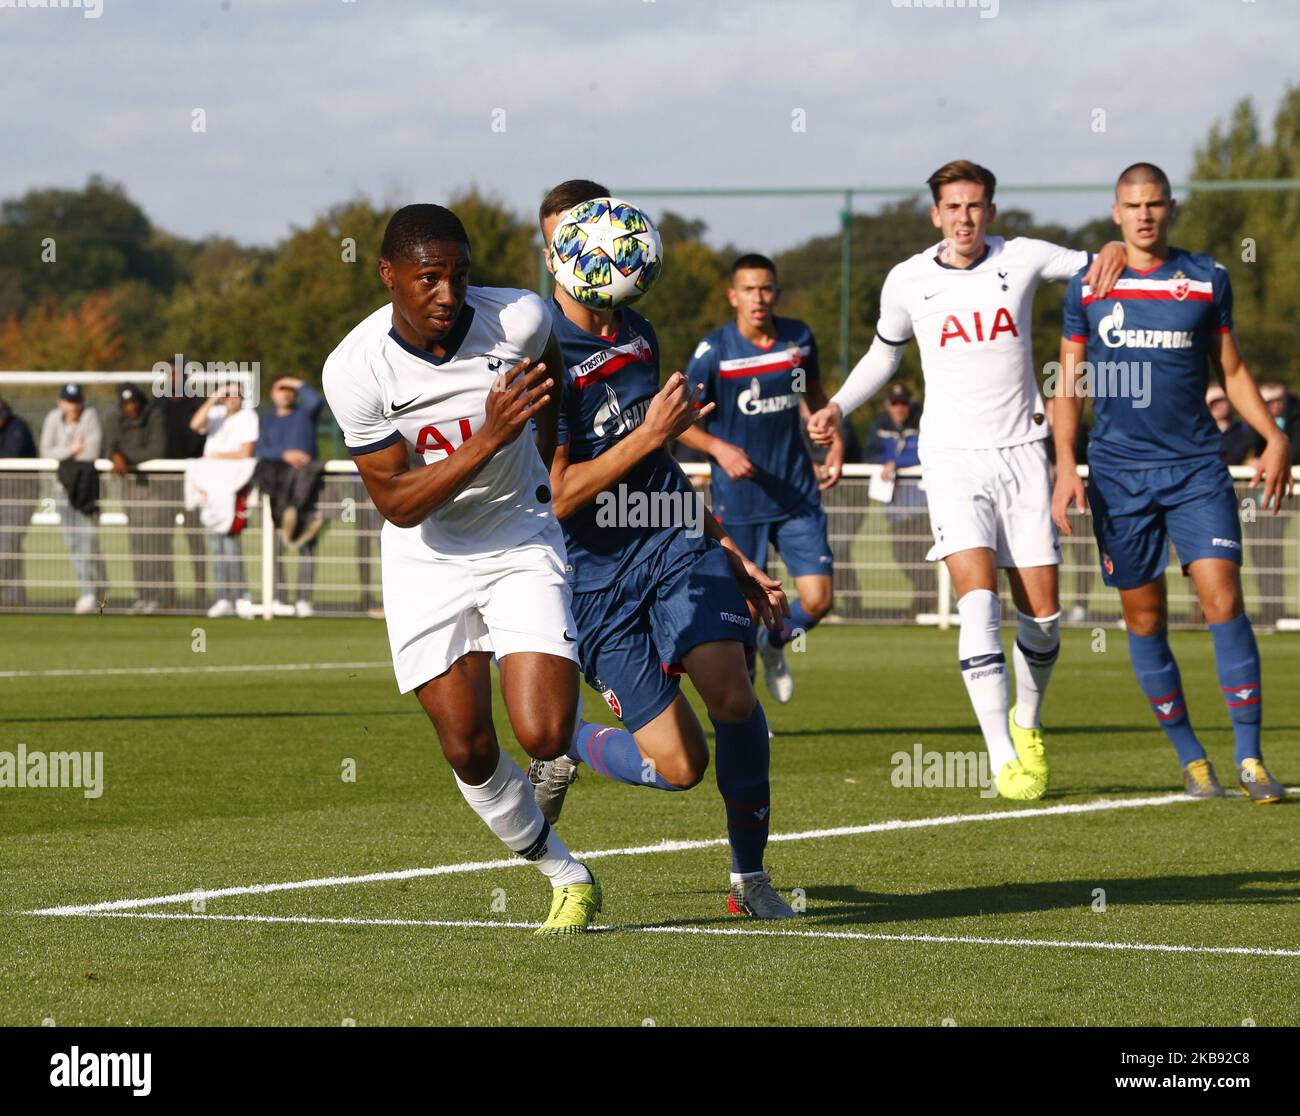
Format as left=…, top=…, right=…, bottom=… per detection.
left=0, top=460, right=1296, bottom=627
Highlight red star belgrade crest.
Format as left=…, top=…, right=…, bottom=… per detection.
left=1172, top=273, right=1190, bottom=301
left=602, top=688, right=622, bottom=718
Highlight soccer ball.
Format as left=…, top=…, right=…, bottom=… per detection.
left=548, top=197, right=663, bottom=310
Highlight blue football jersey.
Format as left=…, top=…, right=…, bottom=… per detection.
left=551, top=300, right=701, bottom=591
left=684, top=317, right=820, bottom=525
left=1062, top=248, right=1232, bottom=469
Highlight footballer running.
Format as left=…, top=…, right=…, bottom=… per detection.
left=679, top=254, right=842, bottom=705
left=529, top=180, right=798, bottom=919
left=809, top=159, right=1125, bottom=800
left=321, top=203, right=602, bottom=935
left=1053, top=162, right=1292, bottom=802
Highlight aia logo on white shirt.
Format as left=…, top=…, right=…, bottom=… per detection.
left=415, top=417, right=475, bottom=458
left=938, top=308, right=1019, bottom=346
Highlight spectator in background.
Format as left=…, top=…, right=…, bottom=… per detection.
left=1044, top=394, right=1093, bottom=622
left=0, top=397, right=37, bottom=608
left=40, top=384, right=106, bottom=614
left=1252, top=381, right=1300, bottom=460
left=253, top=376, right=325, bottom=618
left=865, top=383, right=933, bottom=617
left=191, top=384, right=259, bottom=618
left=104, top=383, right=167, bottom=613
left=1206, top=382, right=1251, bottom=465
left=160, top=363, right=209, bottom=610
left=1247, top=381, right=1299, bottom=625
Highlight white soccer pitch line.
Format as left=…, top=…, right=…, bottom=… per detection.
left=0, top=661, right=391, bottom=680
left=44, top=910, right=1300, bottom=960
left=26, top=789, right=1239, bottom=917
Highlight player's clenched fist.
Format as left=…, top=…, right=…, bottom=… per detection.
left=644, top=371, right=715, bottom=445
left=482, top=357, right=553, bottom=449
left=807, top=402, right=841, bottom=447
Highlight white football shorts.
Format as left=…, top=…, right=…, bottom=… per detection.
left=920, top=439, right=1060, bottom=568
left=380, top=518, right=579, bottom=693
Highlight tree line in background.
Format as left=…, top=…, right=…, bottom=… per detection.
left=2, top=90, right=1298, bottom=448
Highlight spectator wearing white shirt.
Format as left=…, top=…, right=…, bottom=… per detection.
left=191, top=385, right=259, bottom=617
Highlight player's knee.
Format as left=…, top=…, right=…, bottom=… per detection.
left=802, top=590, right=833, bottom=619
left=513, top=716, right=572, bottom=762
left=706, top=686, right=757, bottom=725
left=659, top=752, right=708, bottom=790
left=1200, top=589, right=1243, bottom=625
left=1124, top=603, right=1164, bottom=637
left=439, top=729, right=497, bottom=771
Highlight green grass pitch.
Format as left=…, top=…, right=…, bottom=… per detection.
left=1, top=616, right=1296, bottom=1026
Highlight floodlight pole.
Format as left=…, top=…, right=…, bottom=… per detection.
left=840, top=190, right=853, bottom=382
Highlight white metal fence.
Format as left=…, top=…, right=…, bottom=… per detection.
left=0, top=460, right=1296, bottom=627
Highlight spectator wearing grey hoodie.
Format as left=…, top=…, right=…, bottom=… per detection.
left=40, top=384, right=106, bottom=614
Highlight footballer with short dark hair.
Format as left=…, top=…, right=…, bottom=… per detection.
left=322, top=202, right=603, bottom=935
left=677, top=252, right=842, bottom=705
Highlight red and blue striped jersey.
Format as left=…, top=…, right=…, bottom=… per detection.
left=1063, top=248, right=1233, bottom=468
left=551, top=300, right=699, bottom=590
left=685, top=317, right=821, bottom=525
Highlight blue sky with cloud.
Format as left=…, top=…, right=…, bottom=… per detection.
left=4, top=0, right=1297, bottom=250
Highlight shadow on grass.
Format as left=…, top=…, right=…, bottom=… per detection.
left=625, top=869, right=1300, bottom=932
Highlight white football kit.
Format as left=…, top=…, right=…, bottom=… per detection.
left=877, top=236, right=1087, bottom=567
left=323, top=286, right=578, bottom=692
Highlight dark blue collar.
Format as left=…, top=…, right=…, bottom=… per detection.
left=933, top=243, right=991, bottom=271
left=388, top=305, right=476, bottom=366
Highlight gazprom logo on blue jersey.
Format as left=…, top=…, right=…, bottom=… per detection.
left=737, top=375, right=801, bottom=417
left=1097, top=301, right=1194, bottom=351
left=595, top=484, right=705, bottom=539
left=593, top=383, right=653, bottom=439
left=1042, top=358, right=1152, bottom=409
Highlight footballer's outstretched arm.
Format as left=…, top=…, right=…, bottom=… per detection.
left=1050, top=337, right=1089, bottom=535
left=807, top=334, right=907, bottom=445
left=676, top=423, right=756, bottom=481
left=354, top=357, right=553, bottom=529
left=549, top=371, right=714, bottom=519
left=1214, top=330, right=1294, bottom=512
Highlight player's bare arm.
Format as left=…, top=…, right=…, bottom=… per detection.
left=1050, top=336, right=1089, bottom=535
left=676, top=423, right=756, bottom=480
left=1214, top=330, right=1294, bottom=512
left=802, top=385, right=843, bottom=491
left=355, top=356, right=553, bottom=528
left=702, top=508, right=790, bottom=631
left=549, top=371, right=714, bottom=519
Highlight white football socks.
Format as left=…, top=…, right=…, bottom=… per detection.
left=956, top=589, right=1016, bottom=770
left=454, top=750, right=591, bottom=887
left=1012, top=611, right=1061, bottom=730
